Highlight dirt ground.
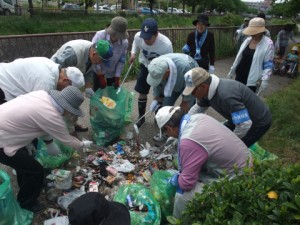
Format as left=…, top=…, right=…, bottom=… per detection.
left=0, top=49, right=298, bottom=224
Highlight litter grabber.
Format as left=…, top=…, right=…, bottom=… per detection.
left=116, top=63, right=133, bottom=94
left=133, top=109, right=152, bottom=135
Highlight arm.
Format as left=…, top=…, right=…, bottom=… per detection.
left=115, top=41, right=128, bottom=77
left=231, top=108, right=252, bottom=138
left=260, top=39, right=275, bottom=91
left=289, top=31, right=298, bottom=43
left=209, top=32, right=216, bottom=66
left=178, top=139, right=208, bottom=191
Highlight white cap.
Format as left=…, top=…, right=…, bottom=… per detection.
left=147, top=57, right=169, bottom=87
left=65, top=67, right=85, bottom=88
left=155, top=106, right=180, bottom=129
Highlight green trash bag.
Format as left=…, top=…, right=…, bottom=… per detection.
left=35, top=139, right=74, bottom=169
left=90, top=86, right=134, bottom=146
left=0, top=170, right=33, bottom=225
left=150, top=171, right=176, bottom=219
left=249, top=142, right=278, bottom=161
left=114, top=184, right=161, bottom=225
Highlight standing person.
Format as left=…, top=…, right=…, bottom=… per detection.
left=227, top=17, right=274, bottom=93
left=147, top=53, right=198, bottom=141
left=0, top=86, right=93, bottom=213
left=155, top=106, right=251, bottom=218
left=129, top=18, right=173, bottom=128
left=275, top=23, right=298, bottom=60
left=257, top=12, right=271, bottom=38
left=182, top=14, right=215, bottom=73
left=234, top=17, right=250, bottom=50
left=184, top=67, right=272, bottom=148
left=0, top=57, right=84, bottom=103
left=51, top=39, right=113, bottom=132
left=92, top=16, right=129, bottom=90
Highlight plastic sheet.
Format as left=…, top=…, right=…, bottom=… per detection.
left=0, top=170, right=33, bottom=225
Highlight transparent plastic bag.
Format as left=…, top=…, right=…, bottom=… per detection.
left=0, top=170, right=33, bottom=225
left=114, top=184, right=161, bottom=225
left=249, top=142, right=278, bottom=161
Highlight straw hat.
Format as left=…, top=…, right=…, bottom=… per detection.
left=243, top=17, right=266, bottom=36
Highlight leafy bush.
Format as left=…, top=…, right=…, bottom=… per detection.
left=180, top=160, right=300, bottom=224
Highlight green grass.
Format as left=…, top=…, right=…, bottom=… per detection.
left=260, top=77, right=300, bottom=164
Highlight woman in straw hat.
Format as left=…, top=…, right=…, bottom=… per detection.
left=227, top=17, right=274, bottom=94
left=92, top=16, right=129, bottom=90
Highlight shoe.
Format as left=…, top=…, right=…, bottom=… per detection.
left=136, top=118, right=145, bottom=128
left=24, top=202, right=46, bottom=213
left=74, top=124, right=88, bottom=132
left=153, top=133, right=168, bottom=142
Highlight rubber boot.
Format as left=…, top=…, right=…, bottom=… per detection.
left=136, top=99, right=147, bottom=128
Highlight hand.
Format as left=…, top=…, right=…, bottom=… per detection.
left=114, top=77, right=120, bottom=88
left=82, top=140, right=93, bottom=148
left=209, top=65, right=215, bottom=74
left=98, top=74, right=107, bottom=89
left=46, top=142, right=61, bottom=156
left=168, top=173, right=179, bottom=187
left=85, top=88, right=94, bottom=98
left=150, top=100, right=159, bottom=112
left=129, top=54, right=135, bottom=64
left=26, top=143, right=36, bottom=156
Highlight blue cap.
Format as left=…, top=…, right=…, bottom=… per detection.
left=140, top=18, right=158, bottom=40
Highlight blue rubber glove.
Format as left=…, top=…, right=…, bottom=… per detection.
left=168, top=173, right=179, bottom=187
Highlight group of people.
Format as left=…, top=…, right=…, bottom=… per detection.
left=0, top=13, right=277, bottom=223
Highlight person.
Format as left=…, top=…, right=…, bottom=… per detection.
left=234, top=17, right=250, bottom=50
left=227, top=17, right=274, bottom=93
left=129, top=18, right=173, bottom=128
left=51, top=39, right=113, bottom=132
left=0, top=86, right=93, bottom=213
left=256, top=12, right=271, bottom=38
left=91, top=16, right=129, bottom=90
left=275, top=23, right=298, bottom=60
left=182, top=14, right=215, bottom=73
left=155, top=106, right=252, bottom=218
left=51, top=39, right=113, bottom=98
left=280, top=45, right=299, bottom=75
left=184, top=67, right=272, bottom=148
left=0, top=57, right=84, bottom=104
left=68, top=192, right=130, bottom=225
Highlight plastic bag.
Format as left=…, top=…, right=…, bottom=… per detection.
left=57, top=189, right=85, bottom=210
left=35, top=139, right=74, bottom=169
left=150, top=171, right=176, bottom=219
left=0, top=170, right=33, bottom=225
left=44, top=213, right=69, bottom=225
left=114, top=184, right=161, bottom=225
left=90, top=86, right=134, bottom=146
left=249, top=142, right=278, bottom=161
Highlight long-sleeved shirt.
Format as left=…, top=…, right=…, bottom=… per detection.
left=92, top=30, right=128, bottom=78
left=276, top=30, right=297, bottom=48
left=0, top=90, right=82, bottom=156
left=0, top=57, right=60, bottom=101
left=131, top=32, right=173, bottom=67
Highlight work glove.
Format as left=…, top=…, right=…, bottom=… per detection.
left=85, top=88, right=95, bottom=98
left=82, top=140, right=93, bottom=148
left=209, top=65, right=215, bottom=74
left=26, top=143, right=36, bottom=156
left=167, top=173, right=184, bottom=194
left=98, top=74, right=107, bottom=89
left=166, top=137, right=178, bottom=147
left=46, top=142, right=61, bottom=156
left=114, top=77, right=120, bottom=88
left=150, top=100, right=160, bottom=112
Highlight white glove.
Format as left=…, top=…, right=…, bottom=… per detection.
left=260, top=79, right=268, bottom=91
left=82, top=140, right=93, bottom=148
left=46, top=142, right=61, bottom=156
left=26, top=143, right=36, bottom=156
left=150, top=100, right=159, bottom=112
left=209, top=65, right=215, bottom=74
left=166, top=137, right=178, bottom=147
left=85, top=88, right=95, bottom=98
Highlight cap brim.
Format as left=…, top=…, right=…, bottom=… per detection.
left=147, top=73, right=161, bottom=87
left=104, top=202, right=130, bottom=225
left=49, top=90, right=84, bottom=117
left=183, top=86, right=195, bottom=96
left=106, top=27, right=129, bottom=40
left=243, top=27, right=265, bottom=36
left=192, top=20, right=210, bottom=26
left=140, top=32, right=153, bottom=40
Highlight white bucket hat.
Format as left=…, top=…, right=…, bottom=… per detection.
left=291, top=46, right=299, bottom=51
left=49, top=86, right=84, bottom=117
left=65, top=67, right=85, bottom=88
left=155, top=106, right=180, bottom=129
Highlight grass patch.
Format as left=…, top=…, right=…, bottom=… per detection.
left=260, top=77, right=300, bottom=164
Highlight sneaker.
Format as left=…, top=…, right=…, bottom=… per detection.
left=24, top=202, right=46, bottom=213
left=153, top=133, right=168, bottom=142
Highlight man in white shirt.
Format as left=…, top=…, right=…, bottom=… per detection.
left=129, top=18, right=173, bottom=128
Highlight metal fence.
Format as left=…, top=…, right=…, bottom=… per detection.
left=0, top=25, right=283, bottom=62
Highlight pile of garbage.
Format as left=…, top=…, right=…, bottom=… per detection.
left=40, top=133, right=178, bottom=224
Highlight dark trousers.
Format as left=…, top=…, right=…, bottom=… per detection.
left=0, top=87, right=6, bottom=105
left=0, top=147, right=44, bottom=208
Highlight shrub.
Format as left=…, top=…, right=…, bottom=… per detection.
left=179, top=160, right=300, bottom=224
